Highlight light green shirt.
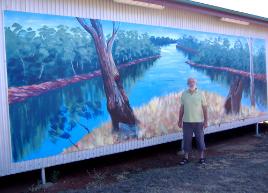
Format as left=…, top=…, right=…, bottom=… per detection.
left=180, top=88, right=207, bottom=123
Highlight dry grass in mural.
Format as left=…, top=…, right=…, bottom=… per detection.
left=63, top=91, right=262, bottom=153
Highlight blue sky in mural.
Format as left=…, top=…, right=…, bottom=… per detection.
left=5, top=10, right=265, bottom=49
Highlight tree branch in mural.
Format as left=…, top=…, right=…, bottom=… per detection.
left=76, top=17, right=137, bottom=131
left=224, top=78, right=243, bottom=114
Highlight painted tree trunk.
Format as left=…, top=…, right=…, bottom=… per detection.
left=76, top=18, right=136, bottom=131
left=248, top=38, right=256, bottom=107
left=71, top=61, right=77, bottom=75
left=38, top=64, right=45, bottom=79
left=224, top=78, right=243, bottom=114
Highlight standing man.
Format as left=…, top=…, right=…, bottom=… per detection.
left=178, top=77, right=208, bottom=165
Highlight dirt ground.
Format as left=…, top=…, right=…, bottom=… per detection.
left=1, top=124, right=268, bottom=193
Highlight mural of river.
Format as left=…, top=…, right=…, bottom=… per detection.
left=4, top=11, right=267, bottom=162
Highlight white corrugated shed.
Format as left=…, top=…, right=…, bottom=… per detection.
left=0, top=0, right=268, bottom=177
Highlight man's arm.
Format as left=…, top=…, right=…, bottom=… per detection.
left=178, top=105, right=184, bottom=128
left=202, top=105, right=208, bottom=128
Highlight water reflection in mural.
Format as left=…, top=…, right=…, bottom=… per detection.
left=4, top=11, right=267, bottom=162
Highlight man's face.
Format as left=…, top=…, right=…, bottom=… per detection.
left=187, top=78, right=196, bottom=90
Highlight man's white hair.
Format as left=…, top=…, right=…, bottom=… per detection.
left=187, top=77, right=197, bottom=83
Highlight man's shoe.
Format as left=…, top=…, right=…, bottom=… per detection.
left=179, top=158, right=189, bottom=165
left=198, top=158, right=206, bottom=164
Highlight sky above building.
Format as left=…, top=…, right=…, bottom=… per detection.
left=192, top=0, right=268, bottom=19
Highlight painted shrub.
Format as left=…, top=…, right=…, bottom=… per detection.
left=4, top=11, right=267, bottom=162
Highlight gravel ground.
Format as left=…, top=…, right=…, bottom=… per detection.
left=59, top=131, right=268, bottom=193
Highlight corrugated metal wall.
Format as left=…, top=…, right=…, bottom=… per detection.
left=0, top=0, right=268, bottom=176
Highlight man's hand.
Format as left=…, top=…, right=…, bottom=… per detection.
left=178, top=121, right=183, bottom=128
left=178, top=105, right=184, bottom=129
left=202, top=105, right=208, bottom=129
left=203, top=121, right=208, bottom=129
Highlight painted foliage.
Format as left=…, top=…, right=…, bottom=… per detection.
left=4, top=11, right=267, bottom=162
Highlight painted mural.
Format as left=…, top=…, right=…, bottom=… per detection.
left=4, top=11, right=267, bottom=162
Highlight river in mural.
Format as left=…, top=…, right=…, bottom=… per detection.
left=4, top=11, right=267, bottom=162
